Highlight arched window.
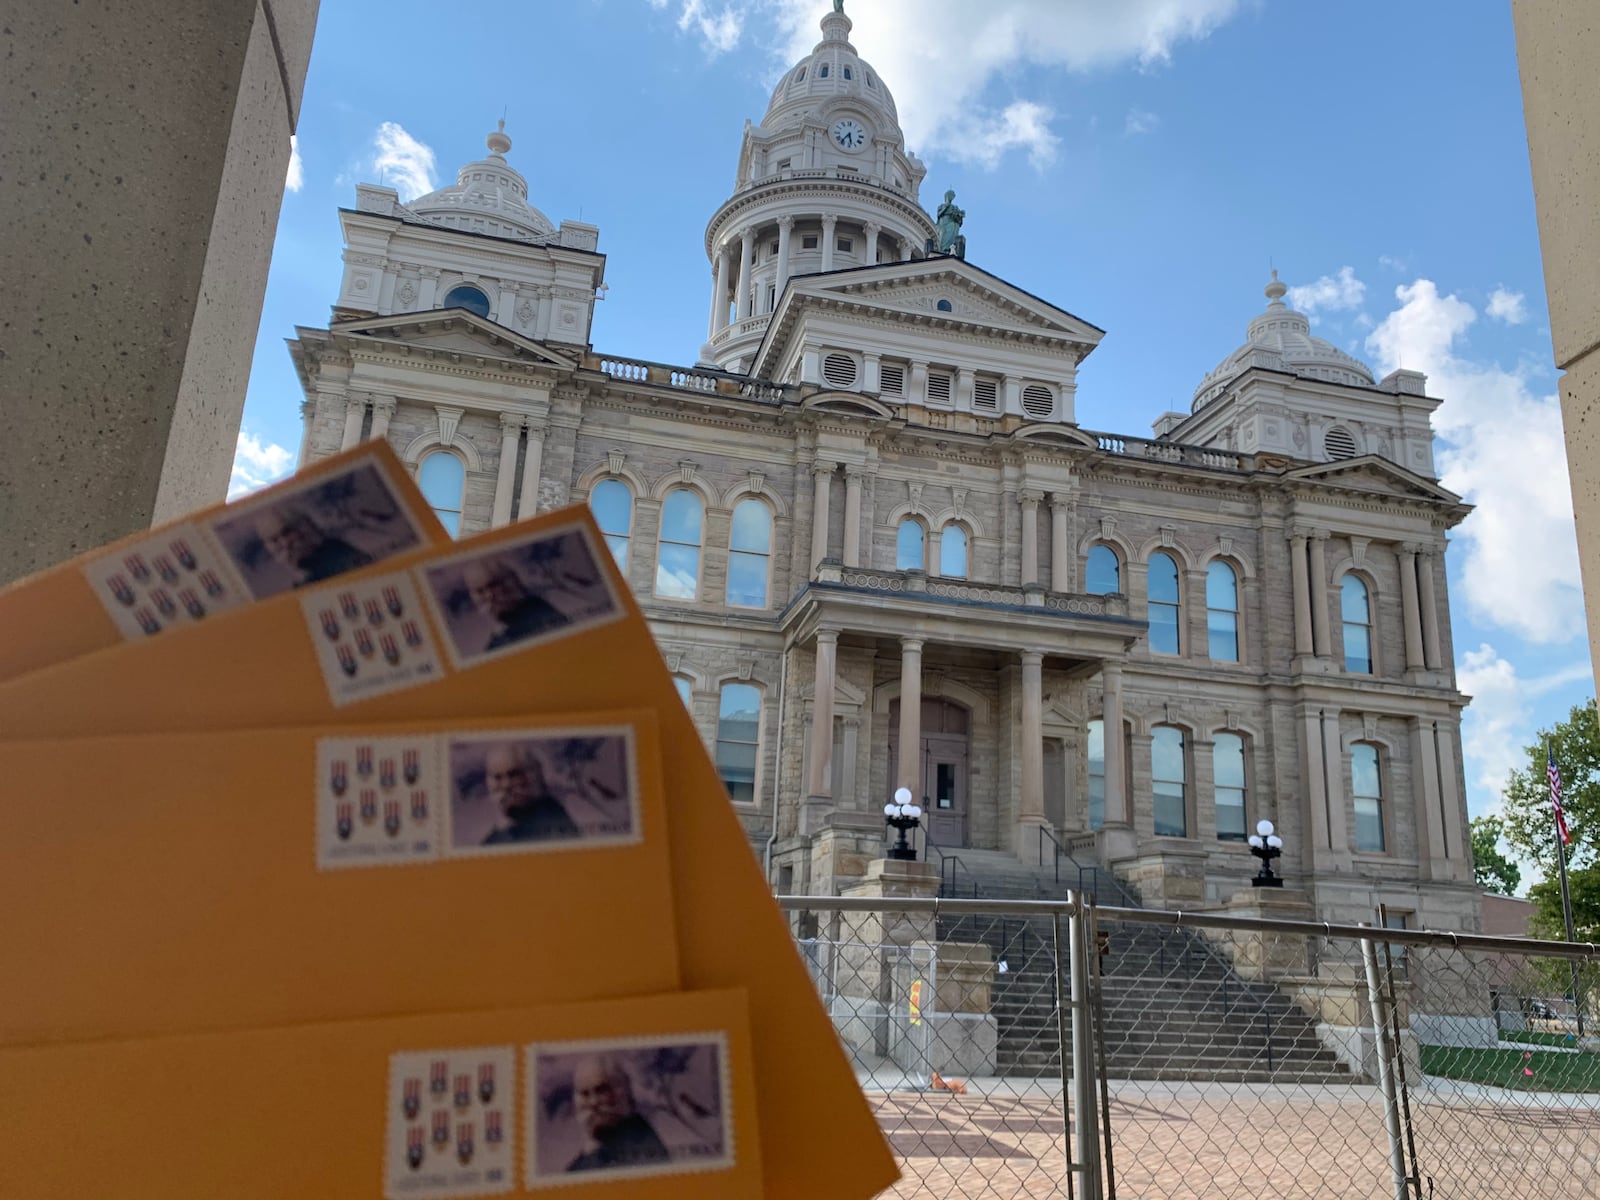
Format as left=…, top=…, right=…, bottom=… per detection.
left=939, top=524, right=968, bottom=579
left=1352, top=743, right=1385, bottom=852
left=1152, top=726, right=1187, bottom=837
left=589, top=479, right=632, bottom=570
left=1206, top=560, right=1240, bottom=662
left=1147, top=552, right=1181, bottom=655
left=896, top=519, right=925, bottom=571
left=1086, top=719, right=1106, bottom=831
left=655, top=489, right=704, bottom=600
left=1341, top=575, right=1373, bottom=673
left=442, top=284, right=491, bottom=318
left=1213, top=732, right=1246, bottom=841
left=1086, top=545, right=1120, bottom=595
left=936, top=298, right=953, bottom=312
left=716, top=683, right=762, bottom=804
left=672, top=676, right=692, bottom=709
left=727, top=498, right=773, bottom=608
left=417, top=451, right=465, bottom=537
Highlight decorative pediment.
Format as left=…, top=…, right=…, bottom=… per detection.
left=1009, top=423, right=1098, bottom=451
left=1283, top=455, right=1463, bottom=505
left=800, top=391, right=895, bottom=419
left=331, top=309, right=576, bottom=370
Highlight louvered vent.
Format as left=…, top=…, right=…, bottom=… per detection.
left=1022, top=384, right=1054, bottom=418
left=879, top=364, right=905, bottom=395
left=927, top=372, right=953, bottom=404
left=1325, top=426, right=1358, bottom=460
left=822, top=353, right=858, bottom=389
left=973, top=379, right=998, bottom=411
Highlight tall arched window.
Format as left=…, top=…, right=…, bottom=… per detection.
left=1086, top=719, right=1106, bottom=831
left=417, top=451, right=466, bottom=537
left=940, top=524, right=968, bottom=579
left=896, top=519, right=926, bottom=571
left=1086, top=545, right=1121, bottom=595
left=716, top=683, right=762, bottom=804
left=655, top=489, right=704, bottom=600
left=1342, top=575, right=1373, bottom=674
left=1206, top=560, right=1240, bottom=662
left=589, top=479, right=632, bottom=570
left=727, top=498, right=773, bottom=608
left=672, top=676, right=693, bottom=709
left=1352, top=743, right=1385, bottom=852
left=1152, top=726, right=1187, bottom=837
left=1213, top=732, right=1246, bottom=841
left=1147, top=552, right=1181, bottom=655
left=442, top=284, right=491, bottom=318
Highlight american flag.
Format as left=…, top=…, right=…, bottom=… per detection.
left=1549, top=743, right=1572, bottom=846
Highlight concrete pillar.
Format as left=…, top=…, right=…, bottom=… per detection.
left=1049, top=493, right=1070, bottom=592
left=1309, top=531, right=1332, bottom=657
left=842, top=466, right=863, bottom=567
left=296, top=398, right=316, bottom=468
left=1399, top=545, right=1426, bottom=670
left=711, top=245, right=731, bottom=335
left=1435, top=720, right=1467, bottom=880
left=1418, top=550, right=1443, bottom=669
left=1020, top=491, right=1041, bottom=586
left=340, top=395, right=367, bottom=450
left=1289, top=533, right=1314, bottom=657
left=810, top=462, right=833, bottom=572
left=775, top=216, right=793, bottom=300
left=1413, top=717, right=1446, bottom=877
left=1301, top=706, right=1331, bottom=863
left=0, top=0, right=321, bottom=582
left=897, top=639, right=924, bottom=794
left=367, top=396, right=396, bottom=442
left=1020, top=652, right=1045, bottom=821
left=491, top=413, right=521, bottom=527
left=735, top=228, right=755, bottom=323
left=518, top=419, right=545, bottom=521
left=864, top=221, right=880, bottom=264
left=821, top=215, right=837, bottom=273
left=807, top=629, right=839, bottom=798
left=1101, top=663, right=1128, bottom=826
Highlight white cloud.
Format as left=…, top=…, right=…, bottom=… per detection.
left=229, top=429, right=295, bottom=500
left=1457, top=644, right=1593, bottom=810
left=1378, top=254, right=1408, bottom=273
left=1287, top=265, right=1365, bottom=315
left=765, top=0, right=1243, bottom=169
left=1487, top=286, right=1529, bottom=325
left=372, top=122, right=437, bottom=202
left=1366, top=279, right=1584, bottom=642
left=1124, top=108, right=1159, bottom=136
left=656, top=0, right=743, bottom=53
left=285, top=134, right=304, bottom=192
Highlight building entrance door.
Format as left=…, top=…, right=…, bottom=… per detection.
left=888, top=698, right=972, bottom=848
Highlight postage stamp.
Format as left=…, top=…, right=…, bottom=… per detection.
left=524, top=1033, right=733, bottom=1188
left=80, top=520, right=252, bottom=640
left=314, top=736, right=442, bottom=869
left=300, top=571, right=446, bottom=707
left=208, top=458, right=429, bottom=600
left=385, top=1045, right=517, bottom=1200
left=442, top=728, right=639, bottom=858
left=415, top=523, right=623, bottom=673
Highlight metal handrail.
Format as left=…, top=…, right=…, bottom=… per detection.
left=921, top=833, right=980, bottom=899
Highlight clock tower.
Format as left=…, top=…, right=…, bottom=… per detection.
left=699, top=1, right=935, bottom=372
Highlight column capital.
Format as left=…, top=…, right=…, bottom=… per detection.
left=1288, top=527, right=1310, bottom=545
left=1100, top=660, right=1123, bottom=685
left=815, top=626, right=841, bottom=646
left=821, top=213, right=838, bottom=230
left=863, top=220, right=882, bottom=235
left=900, top=637, right=925, bottom=654
left=1310, top=527, right=1332, bottom=542
left=739, top=226, right=757, bottom=245
left=1399, top=542, right=1422, bottom=557
left=1019, top=489, right=1043, bottom=508
left=777, top=214, right=795, bottom=231
left=418, top=266, right=442, bottom=280
left=1049, top=490, right=1073, bottom=507
left=1020, top=650, right=1044, bottom=668
left=842, top=462, right=866, bottom=479
left=370, top=396, right=397, bottom=417
left=498, top=411, right=523, bottom=432
left=812, top=461, right=837, bottom=480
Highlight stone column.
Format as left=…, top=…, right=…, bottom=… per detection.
left=810, top=462, right=833, bottom=572
left=340, top=394, right=367, bottom=450
left=518, top=418, right=545, bottom=521
left=735, top=228, right=756, bottom=323
left=367, top=396, right=396, bottom=442
left=1020, top=491, right=1041, bottom=586
left=491, top=413, right=521, bottom=527
left=1399, top=545, right=1426, bottom=670
left=1418, top=550, right=1443, bottom=669
left=712, top=244, right=731, bottom=335
left=807, top=629, right=840, bottom=799
left=842, top=466, right=864, bottom=567
left=864, top=221, right=880, bottom=264
left=897, top=639, right=924, bottom=795
left=417, top=268, right=440, bottom=310
left=821, top=215, right=837, bottom=272
left=296, top=398, right=315, bottom=468
left=1413, top=717, right=1446, bottom=876
left=1101, top=663, right=1128, bottom=826
left=1020, top=651, right=1045, bottom=821
left=1300, top=705, right=1331, bottom=863
left=1309, top=530, right=1332, bottom=657
left=775, top=216, right=794, bottom=299
left=1289, top=533, right=1314, bottom=657
left=1049, top=493, right=1070, bottom=592
left=1434, top=720, right=1468, bottom=881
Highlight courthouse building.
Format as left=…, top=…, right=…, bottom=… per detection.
left=290, top=4, right=1479, bottom=931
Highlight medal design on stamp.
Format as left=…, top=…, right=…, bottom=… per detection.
left=316, top=736, right=442, bottom=870
left=387, top=1046, right=515, bottom=1199
left=300, top=572, right=444, bottom=706
left=81, top=520, right=252, bottom=641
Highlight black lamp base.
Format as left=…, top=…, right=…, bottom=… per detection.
left=1251, top=875, right=1284, bottom=888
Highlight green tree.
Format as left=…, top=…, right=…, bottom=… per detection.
left=1501, top=700, right=1600, bottom=874
left=1470, top=814, right=1522, bottom=895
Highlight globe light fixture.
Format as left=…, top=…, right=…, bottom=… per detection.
left=1247, top=818, right=1284, bottom=888
left=885, top=786, right=922, bottom=860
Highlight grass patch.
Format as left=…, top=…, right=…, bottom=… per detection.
left=1421, top=1044, right=1600, bottom=1093
left=1501, top=1030, right=1584, bottom=1049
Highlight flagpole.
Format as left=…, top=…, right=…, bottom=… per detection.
left=1550, top=737, right=1584, bottom=1038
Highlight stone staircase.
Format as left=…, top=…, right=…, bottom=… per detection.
left=928, top=848, right=1357, bottom=1084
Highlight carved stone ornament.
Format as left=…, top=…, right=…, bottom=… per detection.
left=608, top=449, right=627, bottom=474
left=1362, top=713, right=1379, bottom=742
left=397, top=279, right=417, bottom=305
left=1350, top=537, right=1369, bottom=567
left=1100, top=516, right=1116, bottom=539
left=436, top=406, right=465, bottom=447
left=1158, top=526, right=1176, bottom=548
left=1218, top=536, right=1234, bottom=559
left=908, top=481, right=924, bottom=512
left=952, top=487, right=968, bottom=514
left=676, top=461, right=697, bottom=484
left=515, top=298, right=535, bottom=324
left=748, top=471, right=766, bottom=494
left=738, top=657, right=756, bottom=682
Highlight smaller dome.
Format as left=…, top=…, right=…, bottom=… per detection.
left=405, top=122, right=556, bottom=243
left=763, top=3, right=901, bottom=134
left=1193, top=271, right=1375, bottom=409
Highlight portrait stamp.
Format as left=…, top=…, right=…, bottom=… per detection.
left=442, top=727, right=639, bottom=858
left=208, top=458, right=429, bottom=600
left=315, top=735, right=442, bottom=870
left=81, top=520, right=251, bottom=640
left=300, top=571, right=445, bottom=707
left=385, top=1045, right=517, bottom=1200
left=524, top=1033, right=733, bottom=1188
left=416, top=523, right=623, bottom=673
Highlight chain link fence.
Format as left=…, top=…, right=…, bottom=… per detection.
left=780, top=894, right=1600, bottom=1199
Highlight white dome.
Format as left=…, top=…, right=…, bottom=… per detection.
left=404, top=122, right=556, bottom=244
left=1193, top=272, right=1375, bottom=409
left=763, top=6, right=902, bottom=138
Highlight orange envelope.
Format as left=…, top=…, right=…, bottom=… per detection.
left=0, top=711, right=677, bottom=1046
left=0, top=988, right=761, bottom=1200
left=0, top=508, right=899, bottom=1200
left=0, top=441, right=446, bottom=683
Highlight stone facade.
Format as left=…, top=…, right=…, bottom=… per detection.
left=289, top=3, right=1482, bottom=937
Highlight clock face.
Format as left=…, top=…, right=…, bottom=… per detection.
left=831, top=119, right=867, bottom=151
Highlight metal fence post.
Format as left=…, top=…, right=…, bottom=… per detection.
left=1068, top=900, right=1103, bottom=1199
left=1361, top=928, right=1409, bottom=1200
left=1052, top=911, right=1079, bottom=1200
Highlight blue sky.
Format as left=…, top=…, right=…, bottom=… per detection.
left=238, top=0, right=1589, bottom=886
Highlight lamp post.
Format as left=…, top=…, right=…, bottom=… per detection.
left=884, top=786, right=923, bottom=861
left=1248, top=819, right=1284, bottom=888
